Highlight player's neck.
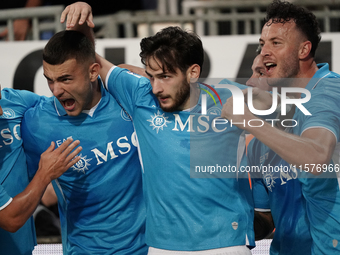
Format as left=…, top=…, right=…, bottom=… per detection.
left=90, top=81, right=102, bottom=108
left=282, top=60, right=318, bottom=97
left=184, top=85, right=200, bottom=110
left=295, top=59, right=318, bottom=79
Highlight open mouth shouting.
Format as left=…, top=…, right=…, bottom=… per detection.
left=61, top=98, right=76, bottom=111
left=265, top=62, right=277, bottom=74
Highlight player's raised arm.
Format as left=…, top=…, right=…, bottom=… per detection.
left=221, top=95, right=336, bottom=175
left=61, top=2, right=95, bottom=47
left=60, top=2, right=116, bottom=83
left=61, top=1, right=94, bottom=29
left=117, top=64, right=148, bottom=78
left=94, top=53, right=115, bottom=84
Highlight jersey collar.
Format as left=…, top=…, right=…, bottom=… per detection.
left=304, top=63, right=331, bottom=92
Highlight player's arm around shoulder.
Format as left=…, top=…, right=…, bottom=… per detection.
left=1, top=85, right=42, bottom=110
left=222, top=94, right=336, bottom=175
left=60, top=2, right=115, bottom=83
left=118, top=64, right=148, bottom=78
left=60, top=3, right=149, bottom=87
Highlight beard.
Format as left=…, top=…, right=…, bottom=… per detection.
left=158, top=79, right=191, bottom=112
left=268, top=52, right=300, bottom=87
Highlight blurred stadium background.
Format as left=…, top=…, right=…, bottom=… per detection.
left=1, top=0, right=339, bottom=254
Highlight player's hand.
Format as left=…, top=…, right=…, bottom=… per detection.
left=60, top=2, right=94, bottom=29
left=38, top=138, right=82, bottom=182
left=221, top=93, right=254, bottom=130
left=221, top=88, right=264, bottom=130
left=245, top=87, right=276, bottom=112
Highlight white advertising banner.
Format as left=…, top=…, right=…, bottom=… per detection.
left=0, top=33, right=339, bottom=96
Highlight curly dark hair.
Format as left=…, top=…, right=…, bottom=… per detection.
left=139, top=26, right=204, bottom=75
left=264, top=0, right=321, bottom=57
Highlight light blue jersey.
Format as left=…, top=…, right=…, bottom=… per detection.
left=0, top=88, right=40, bottom=255
left=292, top=63, right=340, bottom=254
left=0, top=185, right=11, bottom=210
left=21, top=81, right=147, bottom=255
left=105, top=66, right=255, bottom=251
left=248, top=138, right=312, bottom=255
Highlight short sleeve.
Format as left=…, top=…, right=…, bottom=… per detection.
left=104, top=66, right=152, bottom=116
left=0, top=184, right=12, bottom=211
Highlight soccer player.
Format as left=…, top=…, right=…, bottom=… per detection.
left=244, top=52, right=312, bottom=254
left=222, top=1, right=340, bottom=254
left=249, top=140, right=313, bottom=255
left=0, top=85, right=82, bottom=254
left=246, top=54, right=272, bottom=91
left=59, top=2, right=282, bottom=254
left=21, top=30, right=147, bottom=254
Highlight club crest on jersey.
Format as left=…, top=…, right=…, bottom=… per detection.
left=263, top=171, right=278, bottom=192
left=71, top=153, right=92, bottom=174
left=207, top=106, right=221, bottom=116
left=147, top=110, right=171, bottom=133
left=0, top=108, right=15, bottom=119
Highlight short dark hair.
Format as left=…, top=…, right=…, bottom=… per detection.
left=43, top=30, right=95, bottom=65
left=140, top=26, right=204, bottom=75
left=264, top=0, right=321, bottom=57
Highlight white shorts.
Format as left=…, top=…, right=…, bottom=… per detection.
left=148, top=245, right=252, bottom=255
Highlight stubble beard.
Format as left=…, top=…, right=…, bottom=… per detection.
left=268, top=52, right=300, bottom=87
left=159, top=80, right=191, bottom=112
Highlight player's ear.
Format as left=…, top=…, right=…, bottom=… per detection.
left=299, top=41, right=312, bottom=60
left=187, top=64, right=200, bottom=83
left=89, top=62, right=100, bottom=82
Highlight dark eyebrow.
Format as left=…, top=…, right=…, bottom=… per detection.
left=259, top=36, right=281, bottom=43
left=43, top=74, right=51, bottom=81
left=269, top=37, right=282, bottom=42
left=145, top=70, right=169, bottom=78
left=43, top=74, right=72, bottom=82
left=58, top=75, right=72, bottom=80
left=145, top=70, right=153, bottom=78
